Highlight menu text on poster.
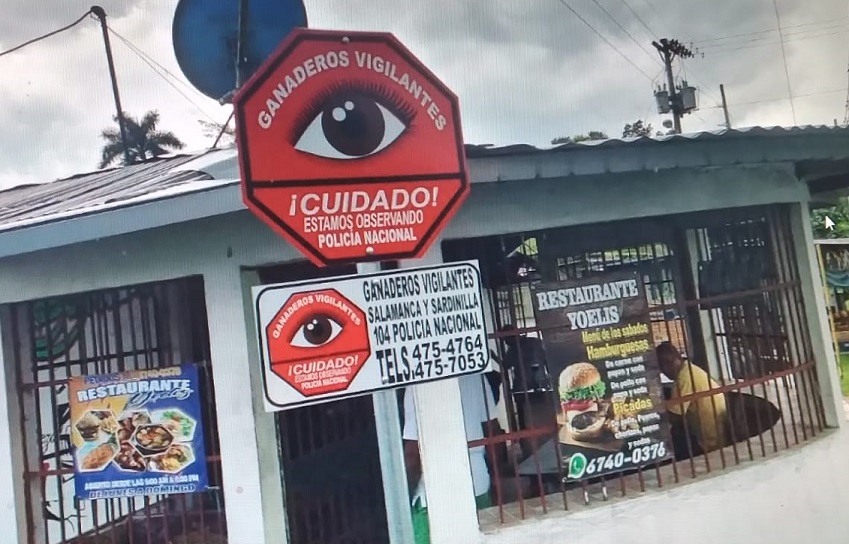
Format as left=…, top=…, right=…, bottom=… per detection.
left=531, top=271, right=672, bottom=481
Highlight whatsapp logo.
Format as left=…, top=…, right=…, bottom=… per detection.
left=567, top=453, right=587, bottom=479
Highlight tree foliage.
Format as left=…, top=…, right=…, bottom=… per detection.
left=812, top=202, right=849, bottom=239
left=622, top=120, right=654, bottom=138
left=199, top=118, right=235, bottom=146
left=551, top=131, right=609, bottom=145
left=98, top=110, right=185, bottom=169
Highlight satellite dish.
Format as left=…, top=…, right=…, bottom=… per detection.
left=172, top=0, right=308, bottom=101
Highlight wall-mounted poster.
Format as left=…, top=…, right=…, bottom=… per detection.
left=531, top=271, right=672, bottom=481
left=819, top=243, right=849, bottom=347
left=69, top=364, right=208, bottom=500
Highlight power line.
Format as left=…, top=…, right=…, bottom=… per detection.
left=211, top=110, right=236, bottom=149
left=554, top=0, right=655, bottom=80
left=702, top=87, right=847, bottom=109
left=603, top=0, right=724, bottom=118
left=703, top=29, right=849, bottom=54
left=107, top=27, right=219, bottom=123
left=771, top=0, right=797, bottom=124
left=586, top=0, right=663, bottom=68
left=691, top=16, right=849, bottom=45
left=617, top=0, right=659, bottom=38
left=698, top=22, right=849, bottom=50
left=634, top=0, right=667, bottom=31
left=108, top=27, right=210, bottom=104
left=0, top=9, right=92, bottom=59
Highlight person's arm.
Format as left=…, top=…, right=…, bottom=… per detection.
left=401, top=388, right=422, bottom=498
left=667, top=373, right=693, bottom=417
left=403, top=440, right=422, bottom=496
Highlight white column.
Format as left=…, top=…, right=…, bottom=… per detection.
left=401, top=246, right=481, bottom=544
left=0, top=307, right=24, bottom=544
left=239, top=270, right=289, bottom=543
left=204, top=265, right=285, bottom=543
left=789, top=203, right=844, bottom=428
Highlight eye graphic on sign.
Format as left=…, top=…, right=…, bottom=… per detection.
left=290, top=314, right=343, bottom=348
left=291, top=82, right=415, bottom=160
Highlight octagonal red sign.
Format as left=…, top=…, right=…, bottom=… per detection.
left=265, top=289, right=370, bottom=397
left=234, top=28, right=469, bottom=266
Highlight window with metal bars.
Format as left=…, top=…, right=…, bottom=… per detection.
left=443, top=204, right=825, bottom=529
left=6, top=277, right=226, bottom=544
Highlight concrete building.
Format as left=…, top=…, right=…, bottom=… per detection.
left=1, top=126, right=848, bottom=544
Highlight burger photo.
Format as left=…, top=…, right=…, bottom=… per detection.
left=558, top=362, right=608, bottom=442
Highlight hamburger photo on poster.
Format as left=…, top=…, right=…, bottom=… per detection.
left=531, top=271, right=672, bottom=481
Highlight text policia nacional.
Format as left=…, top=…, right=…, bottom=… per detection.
left=363, top=266, right=487, bottom=385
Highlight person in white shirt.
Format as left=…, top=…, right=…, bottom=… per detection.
left=402, top=374, right=498, bottom=544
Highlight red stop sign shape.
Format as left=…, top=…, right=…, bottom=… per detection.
left=265, top=289, right=370, bottom=397
left=234, top=29, right=469, bottom=266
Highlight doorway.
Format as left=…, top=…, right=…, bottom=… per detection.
left=256, top=262, right=391, bottom=544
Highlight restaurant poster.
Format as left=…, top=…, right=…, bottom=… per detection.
left=531, top=271, right=672, bottom=481
left=69, top=364, right=208, bottom=500
left=819, top=243, right=849, bottom=350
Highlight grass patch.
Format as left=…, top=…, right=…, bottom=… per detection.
left=839, top=353, right=849, bottom=398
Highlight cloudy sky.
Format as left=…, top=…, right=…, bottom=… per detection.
left=0, top=0, right=846, bottom=188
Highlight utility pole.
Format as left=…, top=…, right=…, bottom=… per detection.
left=652, top=38, right=695, bottom=134
left=91, top=5, right=131, bottom=166
left=235, top=0, right=249, bottom=89
left=720, top=84, right=731, bottom=129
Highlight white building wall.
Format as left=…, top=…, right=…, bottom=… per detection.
left=0, top=161, right=832, bottom=544
left=0, top=213, right=299, bottom=544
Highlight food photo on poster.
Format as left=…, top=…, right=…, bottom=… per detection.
left=531, top=271, right=672, bottom=481
left=253, top=261, right=490, bottom=410
left=234, top=29, right=470, bottom=266
left=69, top=364, right=208, bottom=500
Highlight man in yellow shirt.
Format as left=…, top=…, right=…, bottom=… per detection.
left=656, top=342, right=728, bottom=456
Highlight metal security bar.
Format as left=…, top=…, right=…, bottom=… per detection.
left=442, top=205, right=825, bottom=528
left=7, top=277, right=226, bottom=544
left=257, top=262, right=391, bottom=544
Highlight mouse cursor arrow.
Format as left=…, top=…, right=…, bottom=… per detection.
left=825, top=215, right=835, bottom=231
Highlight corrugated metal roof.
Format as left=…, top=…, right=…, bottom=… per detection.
left=0, top=149, right=238, bottom=232
left=1, top=124, right=848, bottom=239
left=464, top=125, right=849, bottom=157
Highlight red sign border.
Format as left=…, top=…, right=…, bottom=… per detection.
left=265, top=288, right=371, bottom=398
left=233, top=28, right=470, bottom=266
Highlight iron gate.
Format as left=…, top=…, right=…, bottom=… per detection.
left=7, top=277, right=227, bottom=544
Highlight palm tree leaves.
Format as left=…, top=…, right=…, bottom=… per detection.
left=98, top=110, right=185, bottom=169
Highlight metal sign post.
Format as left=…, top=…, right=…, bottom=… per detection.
left=236, top=27, right=477, bottom=544
left=359, top=262, right=414, bottom=544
